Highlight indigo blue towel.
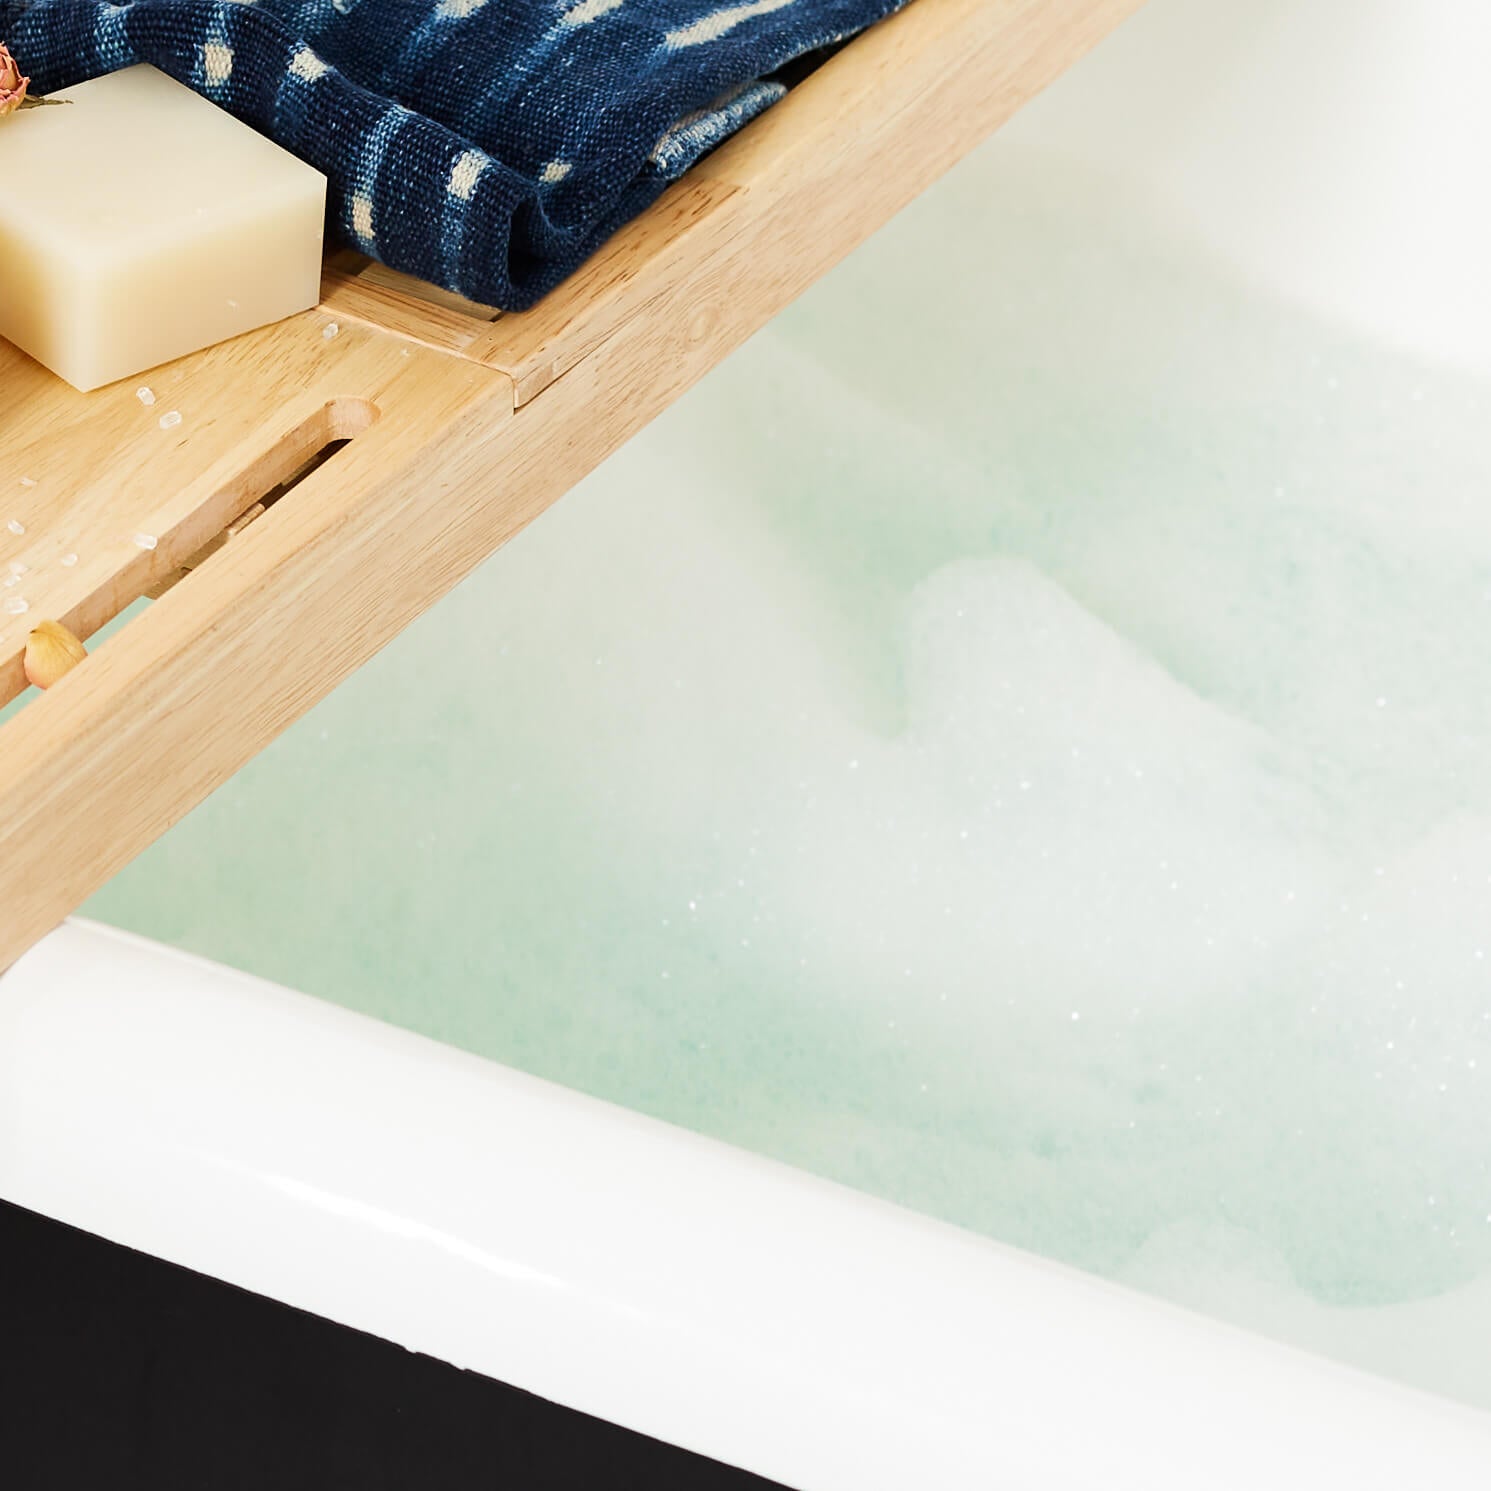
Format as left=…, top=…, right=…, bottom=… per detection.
left=1, top=0, right=908, bottom=308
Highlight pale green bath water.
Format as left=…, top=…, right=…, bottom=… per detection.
left=87, top=132, right=1491, bottom=1405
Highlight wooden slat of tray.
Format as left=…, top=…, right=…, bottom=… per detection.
left=0, top=0, right=1141, bottom=969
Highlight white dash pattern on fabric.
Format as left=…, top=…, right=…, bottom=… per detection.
left=351, top=193, right=376, bottom=243
left=288, top=46, right=329, bottom=82
left=448, top=149, right=488, bottom=201
left=560, top=0, right=625, bottom=29
left=665, top=0, right=796, bottom=48
left=202, top=40, right=234, bottom=87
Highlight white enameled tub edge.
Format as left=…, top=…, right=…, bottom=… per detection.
left=2, top=919, right=1490, bottom=1489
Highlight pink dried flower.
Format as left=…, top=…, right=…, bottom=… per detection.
left=0, top=43, right=29, bottom=118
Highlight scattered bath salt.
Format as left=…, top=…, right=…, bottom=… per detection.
left=322, top=322, right=340, bottom=341
left=227, top=298, right=239, bottom=309
left=4, top=596, right=28, bottom=615
left=133, top=532, right=158, bottom=551
left=2, top=575, right=16, bottom=588
left=159, top=410, right=183, bottom=431
left=19, top=477, right=36, bottom=488
left=136, top=386, right=156, bottom=407
left=6, top=519, right=25, bottom=536
left=59, top=553, right=78, bottom=568
left=8, top=560, right=28, bottom=576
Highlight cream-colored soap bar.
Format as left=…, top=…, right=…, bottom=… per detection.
left=0, top=65, right=326, bottom=392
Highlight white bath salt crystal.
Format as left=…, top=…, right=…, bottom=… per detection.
left=6, top=519, right=24, bottom=535
left=323, top=322, right=340, bottom=340
left=159, top=410, right=183, bottom=431
left=136, top=386, right=157, bottom=407
left=133, top=532, right=158, bottom=551
left=59, top=553, right=78, bottom=568
left=8, top=560, right=27, bottom=576
left=4, top=596, right=29, bottom=615
left=2, top=575, right=15, bottom=588
left=19, top=477, right=36, bottom=487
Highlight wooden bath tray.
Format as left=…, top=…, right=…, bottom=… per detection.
left=0, top=0, right=1138, bottom=969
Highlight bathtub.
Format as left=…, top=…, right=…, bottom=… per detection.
left=4, top=920, right=1491, bottom=1487
left=6, top=0, right=1491, bottom=1484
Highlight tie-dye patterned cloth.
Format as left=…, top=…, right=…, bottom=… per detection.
left=0, top=0, right=907, bottom=307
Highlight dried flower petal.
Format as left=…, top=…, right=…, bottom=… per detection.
left=24, top=619, right=87, bottom=689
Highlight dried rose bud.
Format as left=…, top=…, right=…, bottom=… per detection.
left=0, top=43, right=30, bottom=118
left=24, top=619, right=87, bottom=690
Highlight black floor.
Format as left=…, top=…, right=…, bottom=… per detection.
left=0, top=1199, right=789, bottom=1490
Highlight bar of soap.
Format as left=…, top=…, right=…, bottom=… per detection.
left=0, top=65, right=326, bottom=392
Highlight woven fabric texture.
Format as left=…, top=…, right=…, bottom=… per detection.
left=0, top=0, right=908, bottom=307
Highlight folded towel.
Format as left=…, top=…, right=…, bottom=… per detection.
left=1, top=0, right=908, bottom=307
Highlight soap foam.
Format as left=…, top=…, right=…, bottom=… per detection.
left=90, top=144, right=1491, bottom=1406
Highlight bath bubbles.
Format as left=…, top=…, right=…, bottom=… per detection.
left=88, top=136, right=1491, bottom=1408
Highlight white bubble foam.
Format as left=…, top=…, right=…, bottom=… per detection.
left=87, top=136, right=1491, bottom=1410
